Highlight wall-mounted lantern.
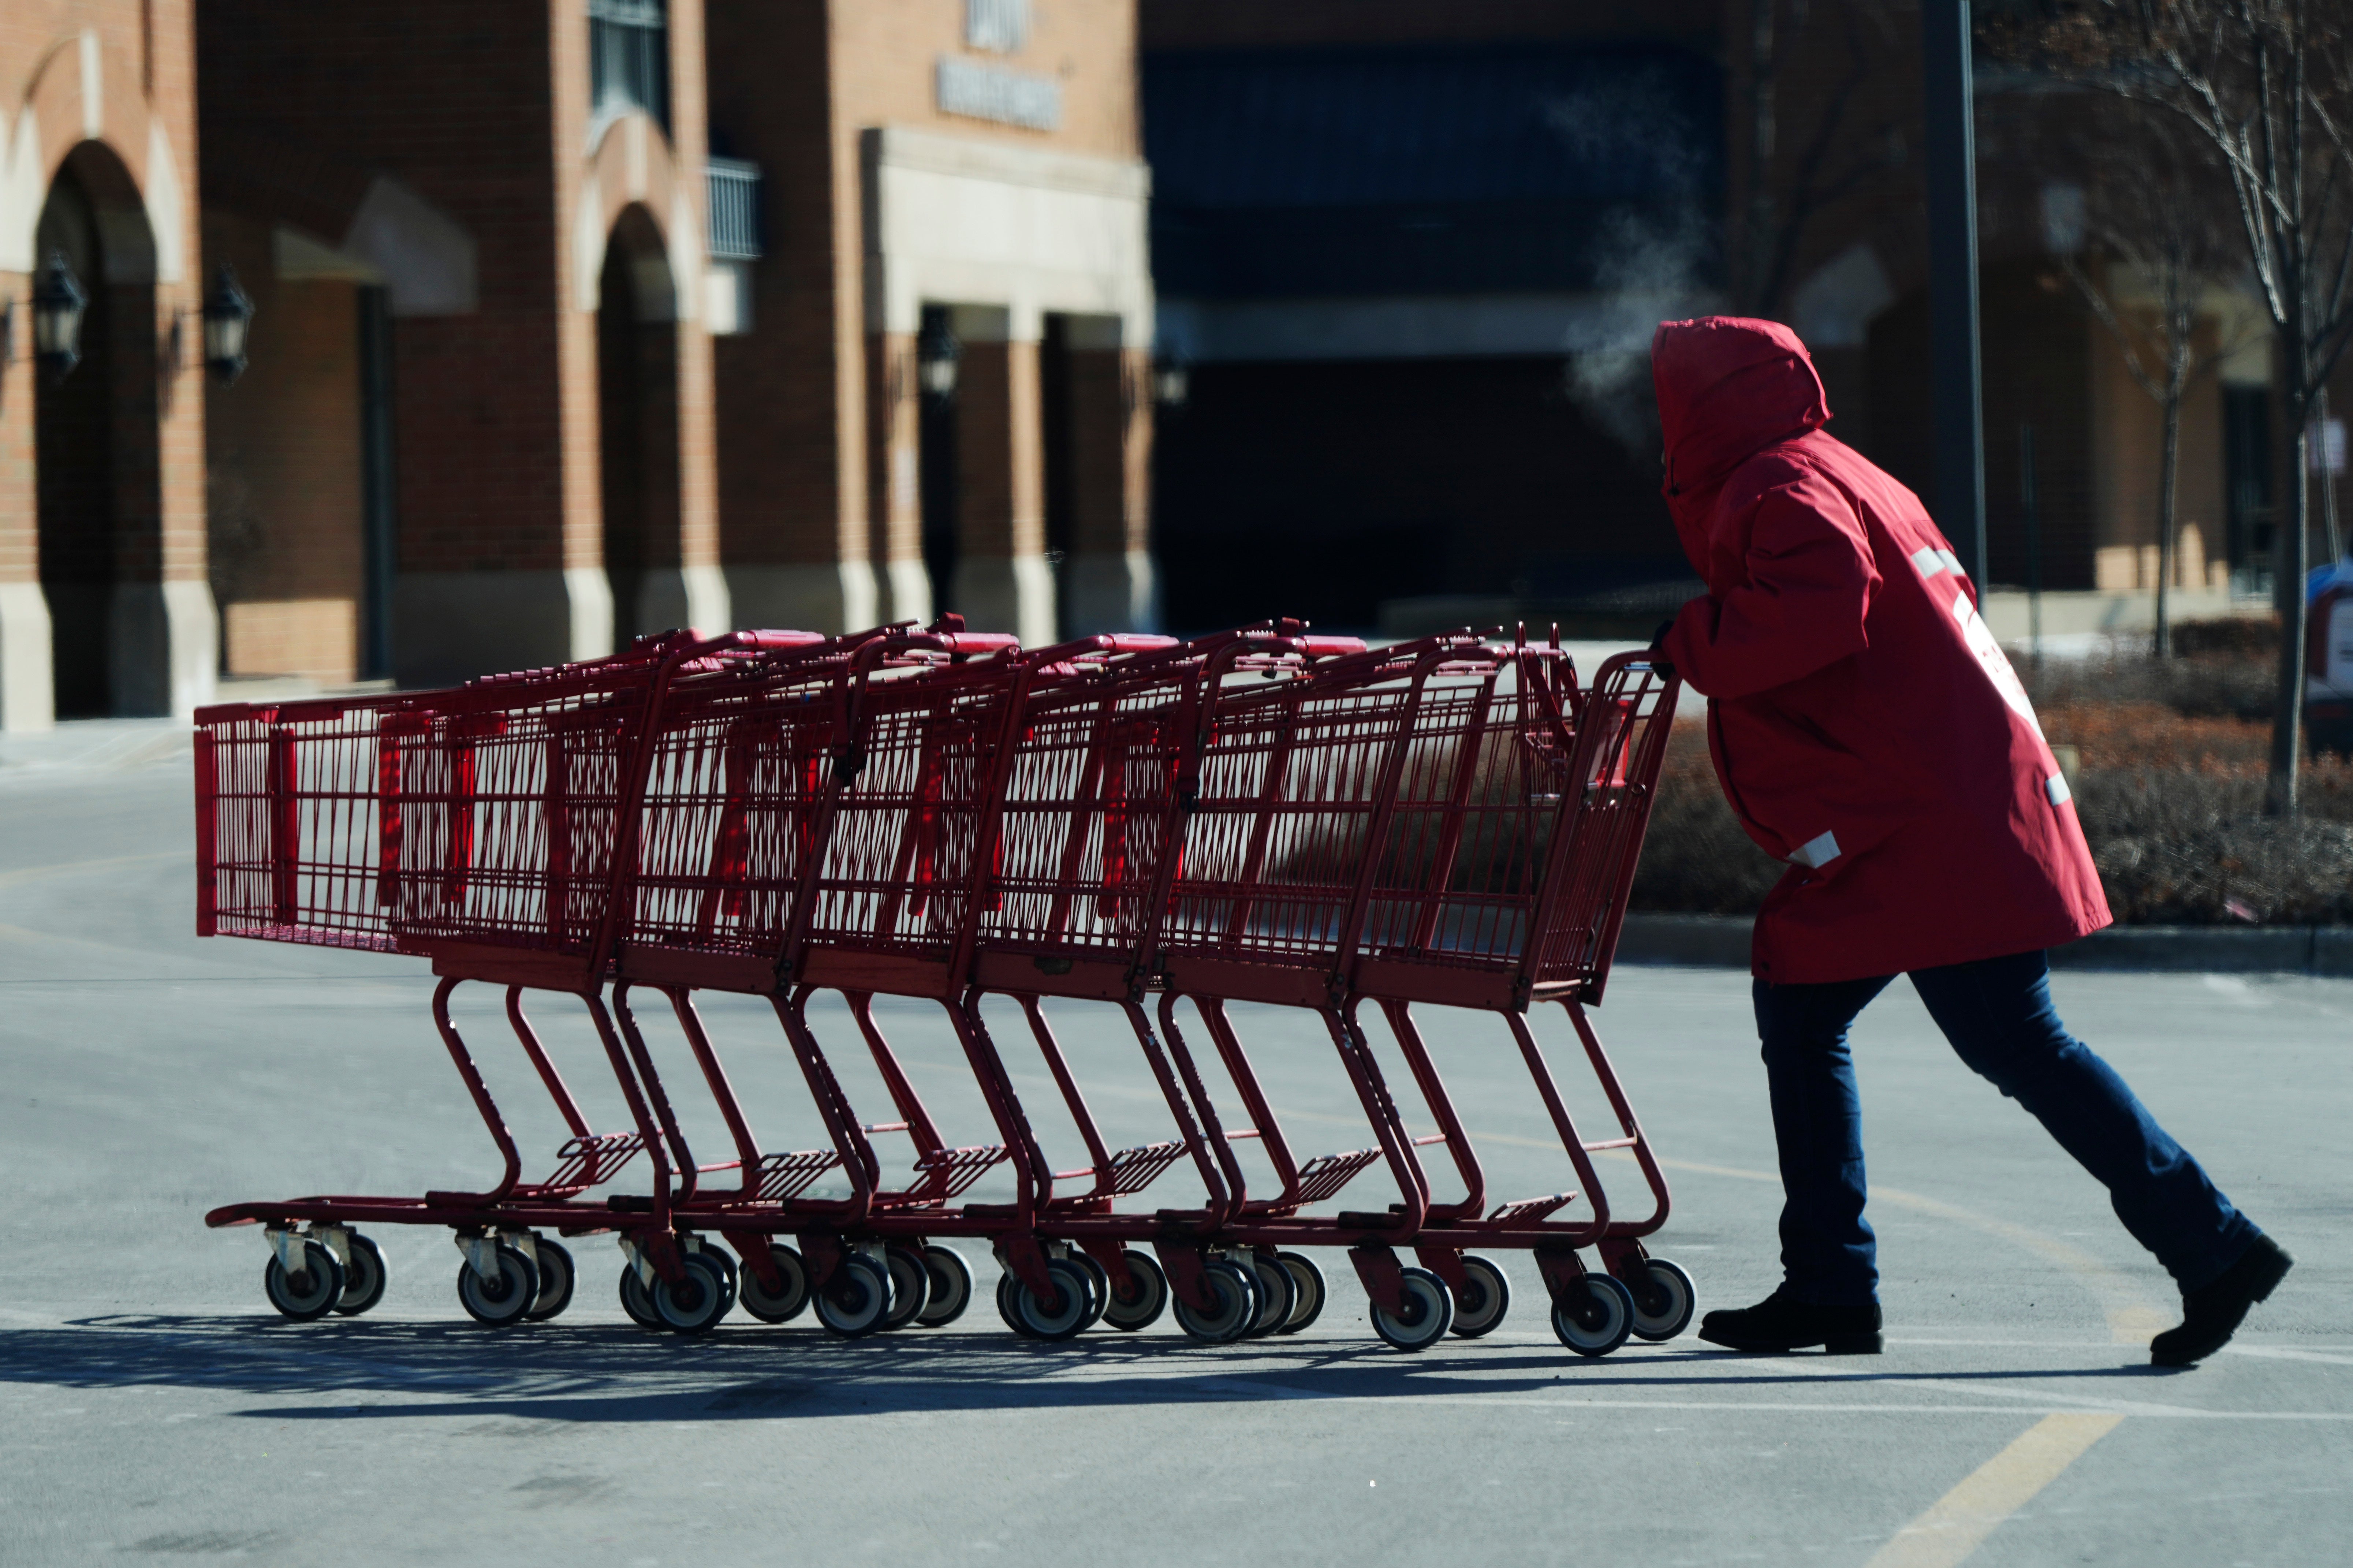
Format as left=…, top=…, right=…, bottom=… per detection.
left=31, top=250, right=87, bottom=382
left=203, top=265, right=255, bottom=386
left=917, top=316, right=960, bottom=399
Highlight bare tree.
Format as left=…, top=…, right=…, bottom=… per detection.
left=1737, top=0, right=1910, bottom=317
left=2055, top=106, right=2256, bottom=656
left=2020, top=0, right=2353, bottom=814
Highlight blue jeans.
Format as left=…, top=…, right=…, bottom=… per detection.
left=1753, top=949, right=2259, bottom=1306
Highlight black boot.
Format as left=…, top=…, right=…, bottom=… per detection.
left=1697, top=1289, right=1882, bottom=1354
left=2150, top=1235, right=2293, bottom=1367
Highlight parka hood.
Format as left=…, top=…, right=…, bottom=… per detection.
left=1652, top=316, right=1831, bottom=498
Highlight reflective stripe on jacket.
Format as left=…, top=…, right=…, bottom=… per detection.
left=1652, top=316, right=2110, bottom=983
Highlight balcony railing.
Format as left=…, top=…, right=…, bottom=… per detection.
left=590, top=0, right=668, bottom=130
left=706, top=158, right=762, bottom=261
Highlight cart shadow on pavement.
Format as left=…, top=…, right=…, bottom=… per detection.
left=0, top=1314, right=2184, bottom=1426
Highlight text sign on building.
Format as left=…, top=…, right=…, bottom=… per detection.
left=966, top=0, right=1029, bottom=53
left=937, top=56, right=1062, bottom=131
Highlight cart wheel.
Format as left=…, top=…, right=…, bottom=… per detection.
left=1100, top=1249, right=1168, bottom=1332
left=333, top=1234, right=389, bottom=1317
left=1551, top=1273, right=1636, bottom=1358
left=691, top=1242, right=739, bottom=1317
left=916, top=1245, right=973, bottom=1327
left=524, top=1239, right=575, bottom=1321
left=1067, top=1250, right=1111, bottom=1332
left=263, top=1240, right=346, bottom=1322
left=739, top=1244, right=812, bottom=1324
left=652, top=1252, right=732, bottom=1335
left=1274, top=1251, right=1325, bottom=1334
left=1171, top=1258, right=1259, bottom=1345
left=881, top=1246, right=931, bottom=1331
left=1007, top=1258, right=1092, bottom=1341
left=1369, top=1266, right=1454, bottom=1352
left=1245, top=1252, right=1295, bottom=1339
left=995, top=1270, right=1031, bottom=1337
left=1449, top=1255, right=1511, bottom=1339
left=456, top=1244, right=538, bottom=1328
left=1625, top=1258, right=1697, bottom=1342
left=619, top=1264, right=661, bottom=1329
left=812, top=1252, right=892, bottom=1338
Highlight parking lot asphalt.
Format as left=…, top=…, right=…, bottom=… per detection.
left=0, top=732, right=2346, bottom=1566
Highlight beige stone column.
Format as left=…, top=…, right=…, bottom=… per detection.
left=1063, top=319, right=1156, bottom=634
left=0, top=271, right=50, bottom=729
left=952, top=310, right=1055, bottom=646
left=867, top=330, right=930, bottom=624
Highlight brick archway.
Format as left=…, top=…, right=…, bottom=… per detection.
left=0, top=30, right=209, bottom=728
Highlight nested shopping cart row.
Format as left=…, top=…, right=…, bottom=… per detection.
left=199, top=616, right=1690, bottom=1354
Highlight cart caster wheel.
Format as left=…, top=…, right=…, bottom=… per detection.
left=916, top=1245, right=973, bottom=1327
left=524, top=1239, right=574, bottom=1321
left=1171, top=1259, right=1259, bottom=1345
left=333, top=1234, right=389, bottom=1317
left=456, top=1244, right=538, bottom=1328
left=881, top=1245, right=931, bottom=1331
left=995, top=1270, right=1031, bottom=1337
left=1007, top=1258, right=1093, bottom=1341
left=653, top=1252, right=732, bottom=1335
left=619, top=1265, right=661, bottom=1329
left=739, top=1244, right=812, bottom=1324
left=1245, top=1252, right=1295, bottom=1339
left=1101, top=1249, right=1168, bottom=1332
left=1067, top=1250, right=1111, bottom=1331
left=1274, top=1252, right=1325, bottom=1334
left=1625, top=1258, right=1697, bottom=1342
left=1552, top=1273, right=1636, bottom=1358
left=264, top=1240, right=346, bottom=1322
left=688, top=1241, right=739, bottom=1318
left=1449, top=1255, right=1511, bottom=1339
left=1369, top=1266, right=1454, bottom=1352
left=813, top=1253, right=892, bottom=1338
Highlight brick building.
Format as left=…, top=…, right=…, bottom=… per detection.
left=706, top=0, right=1155, bottom=647
left=197, top=0, right=723, bottom=690
left=0, top=3, right=211, bottom=728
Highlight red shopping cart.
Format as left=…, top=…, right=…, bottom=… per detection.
left=1144, top=636, right=1690, bottom=1354
left=197, top=627, right=876, bottom=1329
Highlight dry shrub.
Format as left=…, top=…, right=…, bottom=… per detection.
left=1628, top=720, right=1785, bottom=915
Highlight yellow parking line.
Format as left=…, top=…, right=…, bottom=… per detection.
left=1862, top=1412, right=2125, bottom=1568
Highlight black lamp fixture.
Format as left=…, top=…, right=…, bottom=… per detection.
left=916, top=315, right=960, bottom=399
left=202, top=264, right=254, bottom=386
left=31, top=249, right=87, bottom=382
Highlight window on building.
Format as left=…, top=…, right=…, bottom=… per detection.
left=591, top=0, right=669, bottom=130
left=706, top=158, right=761, bottom=261
left=966, top=0, right=1029, bottom=53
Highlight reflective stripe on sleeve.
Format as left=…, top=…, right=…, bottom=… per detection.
left=1938, top=549, right=1966, bottom=575
left=1911, top=546, right=1945, bottom=577
left=2046, top=772, right=2072, bottom=806
left=1787, top=829, right=1842, bottom=869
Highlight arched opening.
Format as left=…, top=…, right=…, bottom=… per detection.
left=35, top=142, right=161, bottom=718
left=596, top=205, right=681, bottom=645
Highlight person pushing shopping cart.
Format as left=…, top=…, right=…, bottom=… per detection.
left=1645, top=315, right=2289, bottom=1367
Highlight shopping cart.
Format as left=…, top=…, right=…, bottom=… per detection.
left=603, top=626, right=1347, bottom=1341
left=1144, top=636, right=1690, bottom=1353
left=198, top=627, right=872, bottom=1329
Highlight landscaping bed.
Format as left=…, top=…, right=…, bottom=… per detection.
left=1629, top=623, right=2353, bottom=926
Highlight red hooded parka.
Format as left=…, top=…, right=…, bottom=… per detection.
left=1653, top=317, right=2110, bottom=984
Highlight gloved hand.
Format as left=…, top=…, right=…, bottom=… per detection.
left=1646, top=618, right=1677, bottom=679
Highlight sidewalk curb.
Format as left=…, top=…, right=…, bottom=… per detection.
left=1615, top=914, right=2353, bottom=976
